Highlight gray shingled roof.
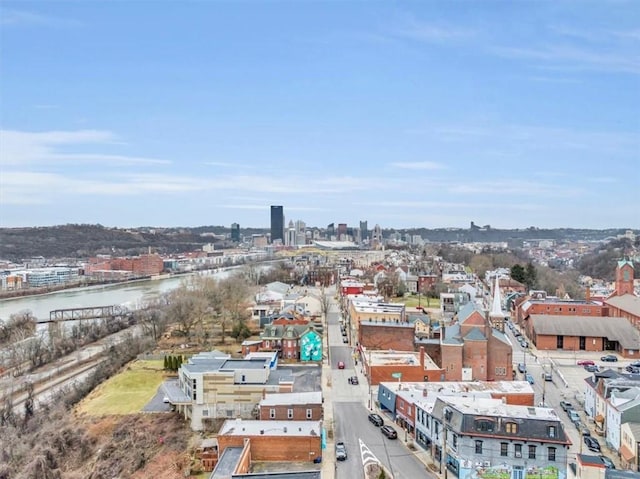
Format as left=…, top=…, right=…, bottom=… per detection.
left=464, top=328, right=487, bottom=341
left=606, top=294, right=640, bottom=317
left=530, top=315, right=640, bottom=350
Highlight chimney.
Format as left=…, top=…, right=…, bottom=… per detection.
left=419, top=346, right=425, bottom=368
left=585, top=286, right=591, bottom=301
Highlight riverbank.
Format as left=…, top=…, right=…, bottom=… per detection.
left=0, top=268, right=226, bottom=302
left=0, top=276, right=154, bottom=301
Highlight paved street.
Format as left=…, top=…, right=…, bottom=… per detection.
left=507, top=321, right=625, bottom=469
left=324, top=290, right=434, bottom=479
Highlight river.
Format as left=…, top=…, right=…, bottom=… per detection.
left=0, top=268, right=239, bottom=321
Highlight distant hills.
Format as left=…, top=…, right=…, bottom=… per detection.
left=0, top=224, right=636, bottom=262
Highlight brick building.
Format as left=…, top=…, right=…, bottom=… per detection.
left=85, top=253, right=164, bottom=276
left=440, top=302, right=513, bottom=382
left=527, top=315, right=640, bottom=357
left=258, top=391, right=323, bottom=421
left=606, top=260, right=640, bottom=330
left=361, top=346, right=444, bottom=385
left=358, top=319, right=415, bottom=351
left=217, top=419, right=322, bottom=463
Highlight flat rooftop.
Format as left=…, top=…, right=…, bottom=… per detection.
left=219, top=419, right=322, bottom=437
left=368, top=350, right=439, bottom=369
left=380, top=380, right=535, bottom=396
left=220, top=359, right=270, bottom=370
left=441, top=396, right=559, bottom=420
left=260, top=391, right=322, bottom=406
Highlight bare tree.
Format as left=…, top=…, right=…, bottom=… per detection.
left=166, top=285, right=208, bottom=340
left=135, top=306, right=167, bottom=341
left=0, top=311, right=37, bottom=347
left=319, top=287, right=331, bottom=318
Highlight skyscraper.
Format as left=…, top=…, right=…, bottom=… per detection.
left=359, top=220, right=368, bottom=240
left=231, top=223, right=240, bottom=242
left=270, top=205, right=284, bottom=244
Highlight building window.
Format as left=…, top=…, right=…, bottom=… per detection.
left=505, top=422, right=518, bottom=434
left=495, top=367, right=506, bottom=376
left=475, top=420, right=495, bottom=432
left=270, top=408, right=275, bottom=419
left=514, top=444, right=522, bottom=458
left=475, top=440, right=483, bottom=454
left=548, top=447, right=556, bottom=462
left=306, top=408, right=312, bottom=419
left=202, top=409, right=209, bottom=417
left=528, top=445, right=536, bottom=459
left=548, top=426, right=556, bottom=438
left=500, top=443, right=508, bottom=457
left=452, top=434, right=458, bottom=450
left=287, top=408, right=293, bottom=419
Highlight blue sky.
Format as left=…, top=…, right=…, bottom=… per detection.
left=1, top=1, right=638, bottom=230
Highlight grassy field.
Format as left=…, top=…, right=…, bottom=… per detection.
left=77, top=359, right=167, bottom=415
left=390, top=295, right=440, bottom=309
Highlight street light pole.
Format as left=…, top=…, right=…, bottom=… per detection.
left=368, top=348, right=373, bottom=410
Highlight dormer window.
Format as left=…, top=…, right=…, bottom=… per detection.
left=505, top=422, right=518, bottom=434
left=475, top=419, right=495, bottom=432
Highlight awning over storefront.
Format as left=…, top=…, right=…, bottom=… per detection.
left=396, top=411, right=414, bottom=427
left=594, top=414, right=604, bottom=423
left=621, top=445, right=635, bottom=462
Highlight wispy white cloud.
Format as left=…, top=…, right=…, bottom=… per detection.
left=425, top=123, right=639, bottom=156
left=389, top=161, right=445, bottom=170
left=0, top=9, right=82, bottom=28
left=205, top=161, right=252, bottom=169
left=388, top=15, right=475, bottom=43
left=493, top=44, right=640, bottom=74
left=356, top=200, right=543, bottom=211
left=218, top=204, right=325, bottom=212
left=447, top=180, right=584, bottom=198
left=0, top=129, right=168, bottom=166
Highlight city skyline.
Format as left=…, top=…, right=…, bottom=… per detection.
left=1, top=2, right=638, bottom=229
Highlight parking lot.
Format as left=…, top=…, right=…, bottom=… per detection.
left=507, top=320, right=632, bottom=470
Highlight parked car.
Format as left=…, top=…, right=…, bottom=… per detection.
left=518, top=363, right=526, bottom=373
left=630, top=361, right=640, bottom=368
left=601, top=355, right=618, bottom=362
left=525, top=373, right=534, bottom=385
left=577, top=359, right=595, bottom=366
left=337, top=361, right=345, bottom=369
left=335, top=441, right=347, bottom=461
left=568, top=410, right=580, bottom=423
left=581, top=427, right=591, bottom=437
left=348, top=376, right=359, bottom=385
left=626, top=365, right=640, bottom=373
left=584, top=436, right=601, bottom=452
left=543, top=371, right=552, bottom=381
left=380, top=425, right=398, bottom=439
left=600, top=456, right=615, bottom=469
left=368, top=413, right=384, bottom=427
left=342, top=336, right=349, bottom=344
left=560, top=401, right=572, bottom=411
left=520, top=340, right=529, bottom=348
left=585, top=364, right=600, bottom=372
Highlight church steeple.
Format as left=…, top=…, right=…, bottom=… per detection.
left=615, top=259, right=635, bottom=296
left=489, top=275, right=506, bottom=331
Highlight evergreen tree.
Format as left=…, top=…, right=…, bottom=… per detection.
left=511, top=264, right=526, bottom=284
left=524, top=262, right=537, bottom=289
